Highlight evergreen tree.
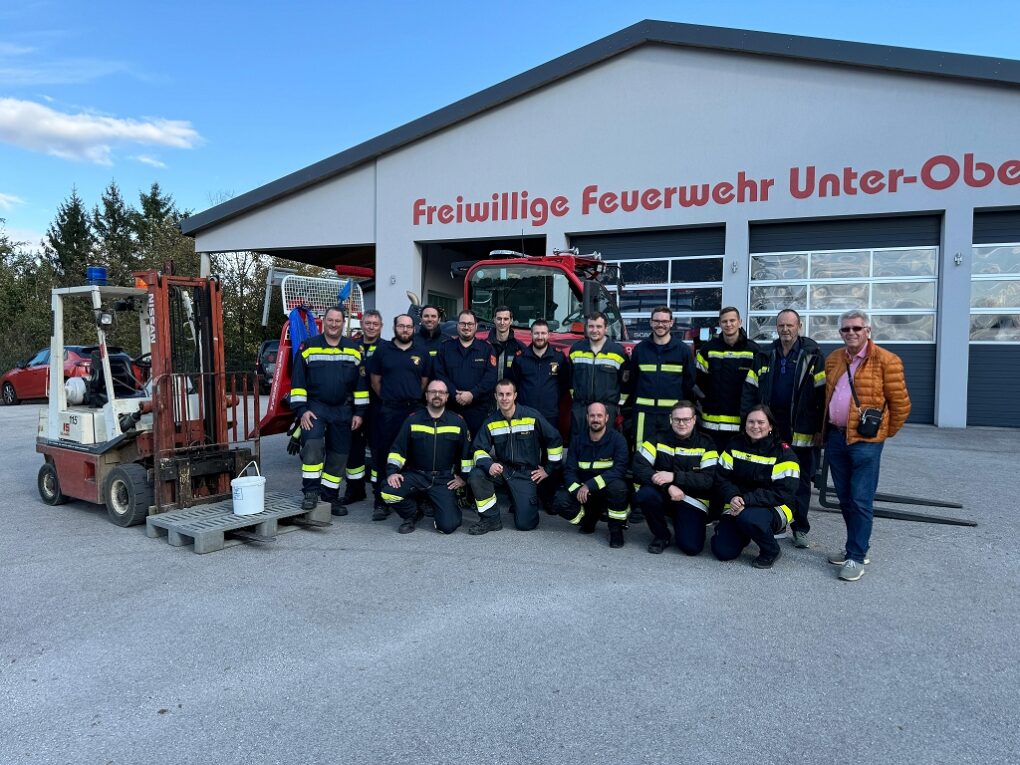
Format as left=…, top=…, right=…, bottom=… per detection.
left=92, top=181, right=137, bottom=281
left=44, top=189, right=95, bottom=287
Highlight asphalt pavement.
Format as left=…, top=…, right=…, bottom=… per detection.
left=1, top=401, right=1017, bottom=765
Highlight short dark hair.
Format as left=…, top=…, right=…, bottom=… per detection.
left=719, top=306, right=741, bottom=319
left=531, top=319, right=549, bottom=332
left=393, top=313, right=413, bottom=329
left=650, top=305, right=673, bottom=319
left=587, top=312, right=608, bottom=325
left=495, top=378, right=517, bottom=392
left=324, top=305, right=345, bottom=320
left=671, top=400, right=697, bottom=417
left=494, top=305, right=513, bottom=318
left=421, top=304, right=443, bottom=318
left=458, top=309, right=477, bottom=322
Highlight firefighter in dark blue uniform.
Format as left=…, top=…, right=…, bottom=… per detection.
left=341, top=309, right=382, bottom=510
left=711, top=404, right=799, bottom=569
left=567, top=312, right=629, bottom=438
left=416, top=304, right=451, bottom=360
left=696, top=307, right=764, bottom=451
left=367, top=314, right=429, bottom=520
left=554, top=402, right=631, bottom=548
left=632, top=401, right=718, bottom=555
left=624, top=306, right=696, bottom=448
left=488, top=305, right=526, bottom=381
left=468, top=379, right=564, bottom=534
left=434, top=309, right=498, bottom=439
left=380, top=380, right=472, bottom=534
left=289, top=306, right=369, bottom=513
left=510, top=319, right=570, bottom=435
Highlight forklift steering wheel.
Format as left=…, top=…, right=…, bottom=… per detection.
left=133, top=352, right=152, bottom=369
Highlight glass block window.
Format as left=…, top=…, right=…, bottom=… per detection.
left=748, top=246, right=939, bottom=343
left=970, top=243, right=1020, bottom=343
left=608, top=255, right=723, bottom=341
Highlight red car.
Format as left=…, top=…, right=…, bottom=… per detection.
left=2, top=345, right=95, bottom=405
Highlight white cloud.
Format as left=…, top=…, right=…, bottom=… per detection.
left=0, top=97, right=202, bottom=165
left=130, top=154, right=168, bottom=169
left=0, top=42, right=35, bottom=56
left=0, top=192, right=24, bottom=211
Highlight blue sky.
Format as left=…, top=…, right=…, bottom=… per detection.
left=1, top=0, right=1018, bottom=249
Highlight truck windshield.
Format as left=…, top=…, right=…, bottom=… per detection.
left=469, top=264, right=582, bottom=332
left=587, top=280, right=625, bottom=341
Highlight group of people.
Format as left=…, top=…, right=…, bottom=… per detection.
left=288, top=299, right=910, bottom=581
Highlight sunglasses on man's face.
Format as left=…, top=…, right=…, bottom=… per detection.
left=839, top=325, right=867, bottom=334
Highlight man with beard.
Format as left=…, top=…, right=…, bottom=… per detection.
left=632, top=401, right=718, bottom=555
left=742, top=308, right=826, bottom=548
left=366, top=314, right=429, bottom=520
left=416, top=304, right=450, bottom=359
left=340, top=309, right=383, bottom=511
left=554, top=402, right=631, bottom=549
left=625, top=306, right=696, bottom=448
left=290, top=306, right=368, bottom=513
left=568, top=313, right=629, bottom=438
left=468, top=379, right=564, bottom=534
left=435, top=310, right=498, bottom=439
left=381, top=380, right=472, bottom=535
left=511, top=319, right=570, bottom=435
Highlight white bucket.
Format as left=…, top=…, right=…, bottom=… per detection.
left=231, top=461, right=266, bottom=516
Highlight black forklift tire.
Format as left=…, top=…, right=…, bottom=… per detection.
left=2, top=382, right=18, bottom=406
left=38, top=463, right=69, bottom=505
left=104, top=464, right=153, bottom=527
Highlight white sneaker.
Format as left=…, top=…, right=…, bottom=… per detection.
left=839, top=559, right=866, bottom=581
left=827, top=551, right=870, bottom=566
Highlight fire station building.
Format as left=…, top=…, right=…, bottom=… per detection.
left=181, top=20, right=1020, bottom=428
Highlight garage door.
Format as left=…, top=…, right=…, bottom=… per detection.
left=570, top=227, right=725, bottom=341
left=749, top=215, right=941, bottom=424
left=969, top=210, right=1020, bottom=427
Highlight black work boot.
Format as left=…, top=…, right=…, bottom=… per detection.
left=372, top=498, right=390, bottom=521
left=301, top=491, right=319, bottom=511
left=331, top=500, right=348, bottom=517
left=609, top=525, right=625, bottom=549
left=398, top=509, right=424, bottom=534
left=341, top=479, right=366, bottom=505
left=467, top=514, right=503, bottom=535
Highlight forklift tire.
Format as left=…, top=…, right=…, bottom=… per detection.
left=104, top=464, right=153, bottom=527
left=2, top=382, right=18, bottom=406
left=38, top=463, right=69, bottom=506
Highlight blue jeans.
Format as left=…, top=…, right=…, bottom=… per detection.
left=826, top=429, right=884, bottom=563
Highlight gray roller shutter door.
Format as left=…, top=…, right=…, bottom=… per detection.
left=570, top=227, right=725, bottom=259
left=969, top=210, right=1020, bottom=427
left=751, top=215, right=940, bottom=424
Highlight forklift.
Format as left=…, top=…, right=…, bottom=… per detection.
left=36, top=268, right=259, bottom=526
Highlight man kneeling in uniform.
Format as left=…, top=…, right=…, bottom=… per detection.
left=468, top=380, right=564, bottom=534
left=554, top=402, right=631, bottom=548
left=380, top=380, right=472, bottom=534
left=632, top=401, right=718, bottom=555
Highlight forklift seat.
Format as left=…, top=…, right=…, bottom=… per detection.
left=86, top=349, right=143, bottom=407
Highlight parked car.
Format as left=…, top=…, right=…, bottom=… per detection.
left=1, top=346, right=92, bottom=405
left=256, top=340, right=280, bottom=395
left=1, top=345, right=143, bottom=405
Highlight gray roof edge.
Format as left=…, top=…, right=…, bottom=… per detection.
left=182, top=19, right=1020, bottom=237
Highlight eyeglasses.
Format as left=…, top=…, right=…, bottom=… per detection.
left=671, top=416, right=695, bottom=424
left=839, top=326, right=867, bottom=334
left=458, top=321, right=476, bottom=326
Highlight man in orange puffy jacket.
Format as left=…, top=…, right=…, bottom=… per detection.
left=822, top=309, right=911, bottom=582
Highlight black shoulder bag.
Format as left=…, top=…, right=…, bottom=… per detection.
left=847, top=362, right=885, bottom=438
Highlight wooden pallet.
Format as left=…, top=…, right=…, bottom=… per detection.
left=145, top=490, right=332, bottom=553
